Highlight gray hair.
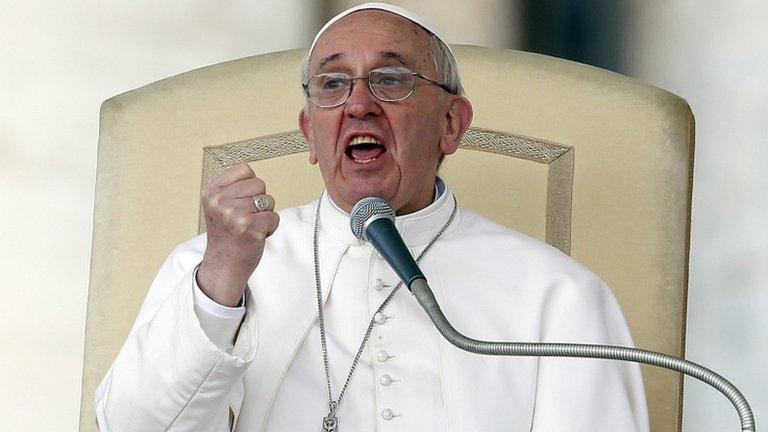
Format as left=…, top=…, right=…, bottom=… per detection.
left=428, top=34, right=464, bottom=96
left=300, top=32, right=464, bottom=101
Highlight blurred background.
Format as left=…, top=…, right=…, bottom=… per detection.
left=1, top=0, right=765, bottom=430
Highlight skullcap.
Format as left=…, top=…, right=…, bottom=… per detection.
left=309, top=2, right=451, bottom=55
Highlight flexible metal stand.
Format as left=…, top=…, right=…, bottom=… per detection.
left=409, top=278, right=755, bottom=432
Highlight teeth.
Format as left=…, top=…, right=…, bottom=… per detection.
left=350, top=135, right=380, bottom=146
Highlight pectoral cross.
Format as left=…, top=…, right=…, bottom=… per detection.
left=321, top=414, right=338, bottom=432
left=321, top=401, right=339, bottom=432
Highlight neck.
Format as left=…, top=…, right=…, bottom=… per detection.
left=327, top=179, right=443, bottom=216
left=318, top=177, right=453, bottom=247
left=394, top=188, right=436, bottom=216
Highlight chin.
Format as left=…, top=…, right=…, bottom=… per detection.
left=339, top=187, right=393, bottom=210
left=348, top=190, right=388, bottom=205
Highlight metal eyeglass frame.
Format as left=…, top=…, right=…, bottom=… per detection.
left=302, top=66, right=456, bottom=108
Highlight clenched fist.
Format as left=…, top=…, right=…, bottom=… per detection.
left=197, top=163, right=280, bottom=306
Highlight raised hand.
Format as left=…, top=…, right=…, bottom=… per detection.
left=196, top=163, right=279, bottom=306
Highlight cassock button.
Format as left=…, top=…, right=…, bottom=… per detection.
left=373, top=312, right=388, bottom=325
left=379, top=374, right=398, bottom=386
left=381, top=408, right=400, bottom=420
left=373, top=278, right=391, bottom=291
left=376, top=251, right=384, bottom=260
left=376, top=350, right=394, bottom=362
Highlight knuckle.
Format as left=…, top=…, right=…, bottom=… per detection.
left=237, top=213, right=251, bottom=227
left=201, top=192, right=226, bottom=220
left=200, top=184, right=215, bottom=201
left=232, top=213, right=250, bottom=230
left=210, top=193, right=223, bottom=208
left=254, top=177, right=266, bottom=192
left=237, top=162, right=255, bottom=177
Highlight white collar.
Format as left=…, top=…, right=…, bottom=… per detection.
left=318, top=178, right=456, bottom=247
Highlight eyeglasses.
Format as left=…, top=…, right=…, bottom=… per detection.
left=302, top=66, right=455, bottom=108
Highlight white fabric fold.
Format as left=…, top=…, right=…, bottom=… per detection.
left=95, top=267, right=257, bottom=431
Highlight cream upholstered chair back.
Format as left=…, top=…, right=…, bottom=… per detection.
left=80, top=46, right=693, bottom=432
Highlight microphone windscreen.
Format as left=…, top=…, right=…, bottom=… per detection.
left=349, top=197, right=396, bottom=242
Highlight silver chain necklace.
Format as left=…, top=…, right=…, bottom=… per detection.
left=313, top=195, right=458, bottom=432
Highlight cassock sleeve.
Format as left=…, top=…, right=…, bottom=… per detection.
left=530, top=274, right=650, bottom=432
left=94, top=236, right=259, bottom=432
left=192, top=267, right=247, bottom=353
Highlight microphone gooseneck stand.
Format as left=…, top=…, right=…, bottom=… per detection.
left=409, top=277, right=755, bottom=432
left=349, top=196, right=756, bottom=432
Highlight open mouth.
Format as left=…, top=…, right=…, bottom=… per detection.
left=346, top=135, right=386, bottom=164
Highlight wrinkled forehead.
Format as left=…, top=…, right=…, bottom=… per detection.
left=309, top=10, right=434, bottom=73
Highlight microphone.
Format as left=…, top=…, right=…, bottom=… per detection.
left=349, top=196, right=755, bottom=431
left=349, top=197, right=425, bottom=290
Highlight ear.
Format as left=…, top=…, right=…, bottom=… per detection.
left=440, top=96, right=473, bottom=155
left=299, top=107, right=318, bottom=165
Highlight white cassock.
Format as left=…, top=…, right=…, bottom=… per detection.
left=95, top=180, right=649, bottom=432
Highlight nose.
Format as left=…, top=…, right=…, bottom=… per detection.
left=344, top=77, right=382, bottom=119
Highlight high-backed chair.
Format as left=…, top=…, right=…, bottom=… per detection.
left=79, top=46, right=693, bottom=432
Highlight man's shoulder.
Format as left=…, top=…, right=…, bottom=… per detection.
left=276, top=200, right=318, bottom=225
left=271, top=200, right=318, bottom=238
left=453, top=207, right=566, bottom=261
left=447, top=207, right=623, bottom=323
left=452, top=207, right=601, bottom=286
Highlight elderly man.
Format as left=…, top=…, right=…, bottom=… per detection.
left=95, top=3, right=648, bottom=431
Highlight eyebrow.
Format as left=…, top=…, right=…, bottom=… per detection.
left=317, top=53, right=344, bottom=71
left=379, top=51, right=413, bottom=68
left=315, top=50, right=413, bottom=73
